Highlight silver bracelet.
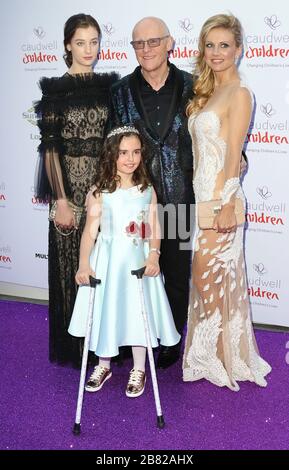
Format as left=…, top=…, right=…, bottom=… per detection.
left=149, top=248, right=161, bottom=255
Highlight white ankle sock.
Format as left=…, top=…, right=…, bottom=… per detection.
left=98, top=357, right=111, bottom=369
left=132, top=346, right=146, bottom=372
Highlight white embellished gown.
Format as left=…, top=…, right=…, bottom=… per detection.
left=183, top=83, right=271, bottom=391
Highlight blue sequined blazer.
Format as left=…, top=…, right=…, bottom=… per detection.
left=110, top=63, right=195, bottom=207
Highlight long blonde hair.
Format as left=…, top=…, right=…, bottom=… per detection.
left=186, top=14, right=243, bottom=116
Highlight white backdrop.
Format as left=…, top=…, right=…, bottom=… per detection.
left=0, top=0, right=288, bottom=326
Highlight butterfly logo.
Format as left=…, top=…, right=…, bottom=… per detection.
left=179, top=18, right=193, bottom=32
left=102, top=23, right=115, bottom=35
left=33, top=26, right=45, bottom=39
left=256, top=186, right=272, bottom=199
left=260, top=103, right=276, bottom=118
left=264, top=15, right=281, bottom=30
left=253, top=263, right=267, bottom=276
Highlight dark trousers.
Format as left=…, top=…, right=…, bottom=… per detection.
left=159, top=212, right=192, bottom=336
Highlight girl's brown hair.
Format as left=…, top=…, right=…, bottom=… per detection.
left=93, top=130, right=151, bottom=195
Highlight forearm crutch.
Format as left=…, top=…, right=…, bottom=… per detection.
left=73, top=275, right=101, bottom=435
left=131, top=267, right=165, bottom=429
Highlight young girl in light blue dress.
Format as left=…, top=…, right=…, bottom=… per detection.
left=68, top=125, right=180, bottom=398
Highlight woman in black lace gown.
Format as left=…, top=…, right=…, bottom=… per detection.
left=35, top=14, right=119, bottom=367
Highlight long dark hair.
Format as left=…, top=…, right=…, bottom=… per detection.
left=63, top=13, right=101, bottom=67
left=93, top=129, right=151, bottom=195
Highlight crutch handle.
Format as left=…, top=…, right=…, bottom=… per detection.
left=89, top=275, right=101, bottom=287
left=131, top=267, right=146, bottom=279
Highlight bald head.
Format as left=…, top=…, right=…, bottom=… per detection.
left=132, top=16, right=170, bottom=40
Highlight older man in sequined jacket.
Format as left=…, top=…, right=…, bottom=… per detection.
left=110, top=17, right=195, bottom=368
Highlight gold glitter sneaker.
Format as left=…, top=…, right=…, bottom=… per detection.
left=126, top=368, right=146, bottom=398
left=85, top=365, right=112, bottom=392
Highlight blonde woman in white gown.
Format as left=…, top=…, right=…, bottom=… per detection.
left=183, top=14, right=271, bottom=391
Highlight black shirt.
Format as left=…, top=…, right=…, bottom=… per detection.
left=138, top=65, right=175, bottom=139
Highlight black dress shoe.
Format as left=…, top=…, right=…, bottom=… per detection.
left=156, top=342, right=181, bottom=369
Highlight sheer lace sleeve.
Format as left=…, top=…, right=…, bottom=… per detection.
left=34, top=91, right=66, bottom=200
left=221, top=86, right=252, bottom=205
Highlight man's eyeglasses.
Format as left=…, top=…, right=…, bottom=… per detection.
left=130, top=35, right=170, bottom=50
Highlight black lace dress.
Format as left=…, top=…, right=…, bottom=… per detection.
left=35, top=72, right=119, bottom=367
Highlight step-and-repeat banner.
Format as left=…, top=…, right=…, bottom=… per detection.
left=0, top=0, right=288, bottom=326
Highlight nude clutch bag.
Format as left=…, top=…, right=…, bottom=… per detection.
left=197, top=198, right=245, bottom=229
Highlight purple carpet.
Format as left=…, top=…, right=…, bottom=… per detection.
left=1, top=299, right=288, bottom=450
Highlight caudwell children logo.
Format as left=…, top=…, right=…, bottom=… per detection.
left=248, top=262, right=281, bottom=302
left=245, top=14, right=289, bottom=62
left=169, top=18, right=198, bottom=62
left=31, top=186, right=49, bottom=210
left=98, top=21, right=128, bottom=61
left=21, top=28, right=58, bottom=66
left=0, top=244, right=12, bottom=267
left=247, top=103, right=289, bottom=147
left=246, top=186, right=286, bottom=228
